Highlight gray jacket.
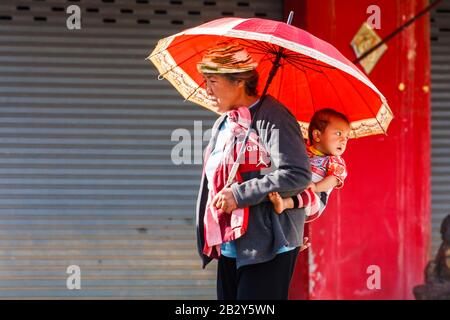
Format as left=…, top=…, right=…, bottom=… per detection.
left=196, top=95, right=312, bottom=269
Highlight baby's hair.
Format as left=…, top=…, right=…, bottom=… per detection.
left=308, top=108, right=350, bottom=144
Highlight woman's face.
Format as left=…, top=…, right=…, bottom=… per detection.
left=203, top=74, right=243, bottom=113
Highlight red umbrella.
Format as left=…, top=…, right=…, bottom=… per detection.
left=148, top=16, right=393, bottom=139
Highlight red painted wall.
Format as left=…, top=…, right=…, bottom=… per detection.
left=284, top=0, right=431, bottom=299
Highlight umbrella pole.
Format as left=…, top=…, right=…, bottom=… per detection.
left=225, top=12, right=295, bottom=187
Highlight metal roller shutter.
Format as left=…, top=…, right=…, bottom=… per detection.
left=431, top=1, right=450, bottom=257
left=0, top=0, right=282, bottom=299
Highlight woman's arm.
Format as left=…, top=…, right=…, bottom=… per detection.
left=231, top=99, right=312, bottom=208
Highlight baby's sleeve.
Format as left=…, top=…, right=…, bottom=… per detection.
left=326, top=156, right=348, bottom=189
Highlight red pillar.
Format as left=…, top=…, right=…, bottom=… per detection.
left=285, top=0, right=431, bottom=299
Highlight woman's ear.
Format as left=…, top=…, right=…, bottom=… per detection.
left=236, top=79, right=245, bottom=89
left=313, top=129, right=321, bottom=142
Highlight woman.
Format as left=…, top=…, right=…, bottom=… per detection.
left=195, top=41, right=311, bottom=300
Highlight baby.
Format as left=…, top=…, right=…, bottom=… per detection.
left=268, top=108, right=350, bottom=221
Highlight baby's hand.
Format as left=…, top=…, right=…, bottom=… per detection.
left=308, top=182, right=317, bottom=193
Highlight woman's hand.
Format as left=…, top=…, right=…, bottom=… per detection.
left=307, top=182, right=317, bottom=193
left=300, top=237, right=310, bottom=252
left=212, top=187, right=238, bottom=213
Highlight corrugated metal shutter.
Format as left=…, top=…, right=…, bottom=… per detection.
left=0, top=0, right=282, bottom=299
left=431, top=1, right=450, bottom=256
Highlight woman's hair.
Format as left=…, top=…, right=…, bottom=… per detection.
left=308, top=108, right=350, bottom=144
left=222, top=70, right=259, bottom=97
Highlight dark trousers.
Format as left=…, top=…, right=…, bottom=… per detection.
left=217, top=247, right=300, bottom=300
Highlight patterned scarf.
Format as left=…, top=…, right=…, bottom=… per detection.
left=202, top=106, right=268, bottom=259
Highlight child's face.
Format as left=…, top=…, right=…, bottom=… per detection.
left=314, top=117, right=351, bottom=156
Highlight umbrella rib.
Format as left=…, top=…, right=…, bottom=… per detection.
left=339, top=71, right=386, bottom=135
left=257, top=42, right=279, bottom=55
left=285, top=53, right=328, bottom=64
left=283, top=58, right=307, bottom=72
left=292, top=61, right=323, bottom=73
left=239, top=39, right=278, bottom=55
left=284, top=58, right=323, bottom=73
left=285, top=59, right=325, bottom=74
left=268, top=44, right=280, bottom=56
left=285, top=53, right=326, bottom=63
left=257, top=54, right=274, bottom=65
left=303, top=69, right=317, bottom=121
left=286, top=55, right=336, bottom=70
left=268, top=43, right=281, bottom=55
left=284, top=53, right=325, bottom=63
left=185, top=79, right=206, bottom=101
left=245, top=48, right=272, bottom=61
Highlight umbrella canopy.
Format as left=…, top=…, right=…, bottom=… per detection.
left=148, top=17, right=393, bottom=139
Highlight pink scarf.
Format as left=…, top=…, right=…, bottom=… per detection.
left=202, top=106, right=269, bottom=259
